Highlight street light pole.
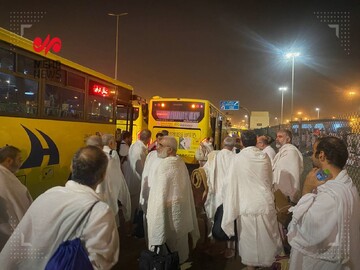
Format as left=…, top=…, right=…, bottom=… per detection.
left=315, top=107, right=320, bottom=119
left=108, top=12, right=128, bottom=80
left=279, top=87, right=287, bottom=125
left=286, top=52, right=300, bottom=121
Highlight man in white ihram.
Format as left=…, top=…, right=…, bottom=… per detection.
left=203, top=136, right=236, bottom=257
left=0, top=146, right=119, bottom=269
left=273, top=129, right=303, bottom=203
left=128, top=129, right=151, bottom=221
left=147, top=136, right=200, bottom=264
left=221, top=131, right=282, bottom=269
left=0, top=146, right=32, bottom=252
left=287, top=136, right=360, bottom=269
left=96, top=134, right=131, bottom=225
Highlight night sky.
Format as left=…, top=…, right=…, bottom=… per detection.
left=1, top=0, right=359, bottom=125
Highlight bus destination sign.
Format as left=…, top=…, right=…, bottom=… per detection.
left=220, top=100, right=239, bottom=110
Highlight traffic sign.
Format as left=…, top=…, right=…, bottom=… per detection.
left=220, top=100, right=239, bottom=110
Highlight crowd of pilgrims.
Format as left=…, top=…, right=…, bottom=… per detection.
left=0, top=128, right=359, bottom=269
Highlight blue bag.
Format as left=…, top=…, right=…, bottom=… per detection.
left=45, top=201, right=99, bottom=270
left=45, top=238, right=93, bottom=270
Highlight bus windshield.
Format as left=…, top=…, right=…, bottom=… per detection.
left=152, top=101, right=205, bottom=122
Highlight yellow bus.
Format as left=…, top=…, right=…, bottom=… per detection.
left=116, top=94, right=148, bottom=143
left=148, top=97, right=228, bottom=164
left=0, top=27, right=133, bottom=198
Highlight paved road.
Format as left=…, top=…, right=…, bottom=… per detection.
left=112, top=212, right=246, bottom=270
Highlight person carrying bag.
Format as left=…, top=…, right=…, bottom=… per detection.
left=139, top=243, right=180, bottom=270
left=45, top=201, right=99, bottom=270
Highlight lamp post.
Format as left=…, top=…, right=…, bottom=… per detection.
left=108, top=12, right=128, bottom=80
left=279, top=87, right=287, bottom=124
left=285, top=52, right=300, bottom=121
left=315, top=107, right=320, bottom=119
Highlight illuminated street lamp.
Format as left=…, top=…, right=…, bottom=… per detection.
left=285, top=52, right=300, bottom=121
left=279, top=87, right=287, bottom=124
left=108, top=12, right=128, bottom=80
left=315, top=107, right=320, bottom=119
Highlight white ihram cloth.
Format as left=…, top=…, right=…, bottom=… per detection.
left=140, top=151, right=162, bottom=214
left=128, top=140, right=148, bottom=219
left=203, top=149, right=235, bottom=225
left=273, top=143, right=303, bottom=202
left=221, top=146, right=282, bottom=267
left=263, top=145, right=276, bottom=163
left=287, top=170, right=360, bottom=270
left=119, top=140, right=131, bottom=181
left=147, top=156, right=200, bottom=264
left=96, top=146, right=131, bottom=222
left=0, top=164, right=32, bottom=252
left=0, top=180, right=119, bottom=270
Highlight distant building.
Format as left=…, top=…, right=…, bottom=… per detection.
left=250, top=111, right=270, bottom=129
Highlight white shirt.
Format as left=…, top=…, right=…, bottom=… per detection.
left=262, top=145, right=276, bottom=162
left=272, top=143, right=303, bottom=202
left=0, top=164, right=32, bottom=251
left=203, top=149, right=235, bottom=222
left=96, top=146, right=131, bottom=222
left=0, top=181, right=119, bottom=270
left=147, top=156, right=199, bottom=262
left=128, top=140, right=148, bottom=195
left=288, top=170, right=360, bottom=270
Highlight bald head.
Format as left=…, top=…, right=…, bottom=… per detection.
left=86, top=135, right=103, bottom=148
left=71, top=145, right=108, bottom=189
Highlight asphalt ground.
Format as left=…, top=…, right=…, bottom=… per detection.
left=112, top=211, right=247, bottom=270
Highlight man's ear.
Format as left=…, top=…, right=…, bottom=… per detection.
left=318, top=151, right=326, bottom=162
left=286, top=136, right=291, bottom=143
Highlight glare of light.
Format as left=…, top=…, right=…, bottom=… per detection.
left=275, top=117, right=278, bottom=120
left=244, top=115, right=248, bottom=118
left=332, top=116, right=336, bottom=119
left=161, top=103, right=165, bottom=108
left=191, top=104, right=195, bottom=109
left=304, top=117, right=308, bottom=120
left=98, top=103, right=101, bottom=106
left=6, top=80, right=10, bottom=84
left=279, top=87, right=287, bottom=91
left=297, top=111, right=302, bottom=116
left=74, top=96, right=78, bottom=99
left=25, top=91, right=34, bottom=96
left=349, top=91, right=356, bottom=96
left=286, top=119, right=289, bottom=123
left=315, top=108, right=320, bottom=111
left=106, top=106, right=109, bottom=110
left=285, top=52, right=300, bottom=59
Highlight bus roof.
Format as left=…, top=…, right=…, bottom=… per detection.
left=0, top=27, right=133, bottom=91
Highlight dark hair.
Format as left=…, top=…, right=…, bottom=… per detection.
left=265, top=135, right=274, bottom=145
left=241, top=130, right=257, bottom=147
left=315, top=136, right=348, bottom=169
left=121, top=131, right=131, bottom=140
left=71, top=146, right=108, bottom=187
left=0, top=146, right=21, bottom=163
left=140, top=129, right=152, bottom=141
left=161, top=130, right=169, bottom=136
left=156, top=132, right=164, bottom=138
